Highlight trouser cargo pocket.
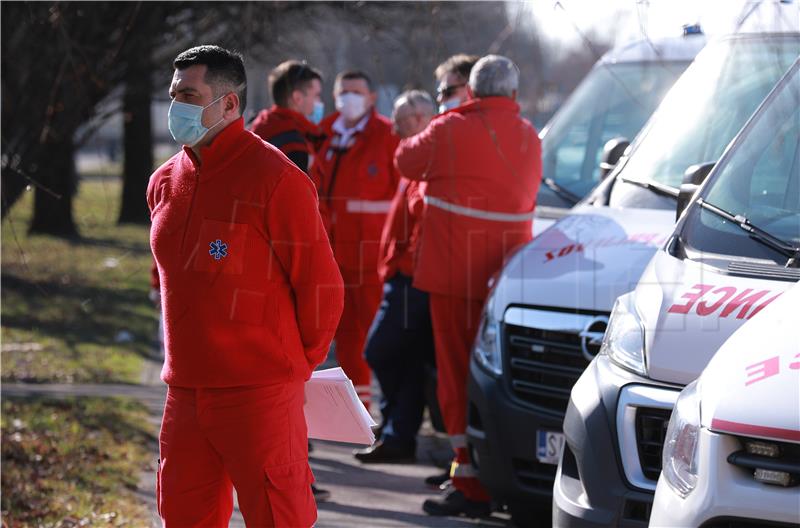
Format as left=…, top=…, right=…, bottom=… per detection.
left=263, top=460, right=316, bottom=527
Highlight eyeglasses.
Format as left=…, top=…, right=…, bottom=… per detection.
left=437, top=83, right=467, bottom=99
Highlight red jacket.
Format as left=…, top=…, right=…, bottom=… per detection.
left=147, top=118, right=344, bottom=388
left=311, top=110, right=400, bottom=282
left=250, top=105, right=322, bottom=174
left=378, top=179, right=426, bottom=281
left=395, top=97, right=542, bottom=300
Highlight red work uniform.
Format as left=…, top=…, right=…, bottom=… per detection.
left=395, top=97, right=542, bottom=501
left=250, top=105, right=322, bottom=174
left=311, top=109, right=400, bottom=408
left=148, top=117, right=344, bottom=527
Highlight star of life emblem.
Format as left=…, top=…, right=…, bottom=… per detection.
left=208, top=239, right=228, bottom=260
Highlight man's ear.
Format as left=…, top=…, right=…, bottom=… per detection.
left=466, top=85, right=475, bottom=100
left=369, top=91, right=378, bottom=108
left=224, top=92, right=240, bottom=118
left=511, top=89, right=518, bottom=101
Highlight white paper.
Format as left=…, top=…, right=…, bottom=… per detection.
left=304, top=367, right=377, bottom=445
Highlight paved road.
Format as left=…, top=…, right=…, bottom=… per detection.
left=3, top=361, right=514, bottom=528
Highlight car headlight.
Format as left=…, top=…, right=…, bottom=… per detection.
left=473, top=290, right=502, bottom=376
left=600, top=294, right=646, bottom=376
left=661, top=380, right=701, bottom=498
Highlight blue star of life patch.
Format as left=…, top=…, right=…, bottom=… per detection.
left=208, top=239, right=228, bottom=260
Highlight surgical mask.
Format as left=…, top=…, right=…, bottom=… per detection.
left=336, top=93, right=367, bottom=121
left=438, top=97, right=460, bottom=114
left=168, top=93, right=226, bottom=147
left=309, top=100, right=324, bottom=125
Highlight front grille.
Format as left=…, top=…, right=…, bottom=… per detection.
left=727, top=435, right=800, bottom=487
left=635, top=407, right=672, bottom=481
left=505, top=323, right=588, bottom=417
left=512, top=458, right=558, bottom=494
left=701, top=519, right=800, bottom=528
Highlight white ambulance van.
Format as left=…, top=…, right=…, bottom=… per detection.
left=532, top=30, right=704, bottom=234
left=553, top=56, right=800, bottom=527
left=650, top=282, right=799, bottom=527
left=466, top=4, right=800, bottom=525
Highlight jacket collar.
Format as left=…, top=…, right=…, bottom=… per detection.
left=183, top=117, right=248, bottom=175
left=453, top=96, right=520, bottom=115
left=267, top=105, right=320, bottom=136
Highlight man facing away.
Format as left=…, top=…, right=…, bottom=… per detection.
left=250, top=59, right=325, bottom=173
left=395, top=55, right=542, bottom=517
left=354, top=90, right=437, bottom=464
left=148, top=45, right=344, bottom=527
left=311, top=70, right=401, bottom=410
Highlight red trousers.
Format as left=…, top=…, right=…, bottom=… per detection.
left=158, top=382, right=316, bottom=527
left=429, top=293, right=491, bottom=502
left=335, top=268, right=383, bottom=407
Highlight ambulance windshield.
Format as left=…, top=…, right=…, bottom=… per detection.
left=609, top=36, right=800, bottom=211
left=681, top=61, right=800, bottom=266
left=538, top=60, right=687, bottom=207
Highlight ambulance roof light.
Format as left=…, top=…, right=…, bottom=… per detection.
left=683, top=24, right=703, bottom=36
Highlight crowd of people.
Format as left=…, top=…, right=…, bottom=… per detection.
left=148, top=44, right=542, bottom=527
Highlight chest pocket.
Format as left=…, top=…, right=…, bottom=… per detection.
left=192, top=219, right=249, bottom=275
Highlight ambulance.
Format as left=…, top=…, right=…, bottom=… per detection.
left=531, top=29, right=705, bottom=234
left=465, top=4, right=800, bottom=524
left=553, top=57, right=800, bottom=527
left=650, top=281, right=800, bottom=527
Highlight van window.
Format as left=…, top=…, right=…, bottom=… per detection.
left=538, top=61, right=687, bottom=207
left=609, top=37, right=800, bottom=210
left=682, top=63, right=800, bottom=264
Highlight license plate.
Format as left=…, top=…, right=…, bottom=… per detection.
left=536, top=430, right=565, bottom=465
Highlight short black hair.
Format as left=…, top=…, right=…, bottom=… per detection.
left=335, top=70, right=373, bottom=92
left=269, top=60, right=323, bottom=107
left=173, top=45, right=247, bottom=115
left=435, top=54, right=480, bottom=83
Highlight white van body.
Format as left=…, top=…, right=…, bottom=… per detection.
left=649, top=283, right=800, bottom=527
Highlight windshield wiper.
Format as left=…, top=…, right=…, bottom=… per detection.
left=619, top=176, right=679, bottom=200
left=696, top=198, right=800, bottom=268
left=543, top=178, right=581, bottom=206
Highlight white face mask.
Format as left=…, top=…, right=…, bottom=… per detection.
left=336, top=93, right=367, bottom=121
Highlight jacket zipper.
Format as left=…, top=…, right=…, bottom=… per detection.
left=180, top=168, right=200, bottom=254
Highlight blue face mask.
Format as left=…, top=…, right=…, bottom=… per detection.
left=309, top=100, right=324, bottom=125
left=438, top=97, right=460, bottom=114
left=168, top=93, right=226, bottom=147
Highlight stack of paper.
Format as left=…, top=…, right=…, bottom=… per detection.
left=304, top=367, right=377, bottom=445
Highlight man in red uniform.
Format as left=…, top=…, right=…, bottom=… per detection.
left=250, top=60, right=324, bottom=173
left=148, top=45, right=344, bottom=527
left=353, top=90, right=436, bottom=463
left=311, top=70, right=400, bottom=409
left=395, top=55, right=542, bottom=517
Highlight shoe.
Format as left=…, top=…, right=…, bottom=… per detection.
left=354, top=440, right=416, bottom=464
left=422, top=488, right=491, bottom=518
left=424, top=469, right=451, bottom=489
left=311, top=484, right=331, bottom=502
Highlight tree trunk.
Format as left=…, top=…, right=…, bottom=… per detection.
left=118, top=50, right=153, bottom=224
left=29, top=140, right=78, bottom=237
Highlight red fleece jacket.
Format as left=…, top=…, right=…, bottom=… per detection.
left=147, top=118, right=344, bottom=388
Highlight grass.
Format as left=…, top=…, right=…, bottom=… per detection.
left=2, top=178, right=156, bottom=383
left=1, top=396, right=156, bottom=527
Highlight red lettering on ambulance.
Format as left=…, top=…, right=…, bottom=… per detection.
left=746, top=292, right=782, bottom=319
left=790, top=353, right=800, bottom=370
left=719, top=289, right=770, bottom=319
left=696, top=286, right=737, bottom=316
left=668, top=283, right=715, bottom=314
left=745, top=356, right=780, bottom=386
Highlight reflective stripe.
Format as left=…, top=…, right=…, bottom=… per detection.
left=346, top=200, right=393, bottom=214
left=449, top=434, right=467, bottom=450
left=450, top=461, right=477, bottom=478
left=424, top=195, right=535, bottom=222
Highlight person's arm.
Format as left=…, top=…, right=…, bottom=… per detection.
left=266, top=168, right=344, bottom=373
left=394, top=119, right=441, bottom=182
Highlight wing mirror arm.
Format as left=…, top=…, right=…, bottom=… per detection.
left=676, top=161, right=715, bottom=220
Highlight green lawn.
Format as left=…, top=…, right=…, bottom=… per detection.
left=2, top=178, right=156, bottom=383
left=1, top=396, right=155, bottom=527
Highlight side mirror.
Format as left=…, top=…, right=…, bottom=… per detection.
left=676, top=162, right=715, bottom=220
left=598, top=137, right=630, bottom=180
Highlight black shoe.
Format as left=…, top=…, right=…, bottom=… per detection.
left=311, top=484, right=331, bottom=502
left=354, top=440, right=416, bottom=464
left=422, top=488, right=491, bottom=518
left=424, top=469, right=451, bottom=489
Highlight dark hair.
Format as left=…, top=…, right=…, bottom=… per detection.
left=269, top=60, right=323, bottom=107
left=334, top=70, right=373, bottom=92
left=435, top=54, right=480, bottom=83
left=173, top=45, right=247, bottom=115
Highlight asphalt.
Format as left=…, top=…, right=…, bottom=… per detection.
left=2, top=357, right=514, bottom=528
